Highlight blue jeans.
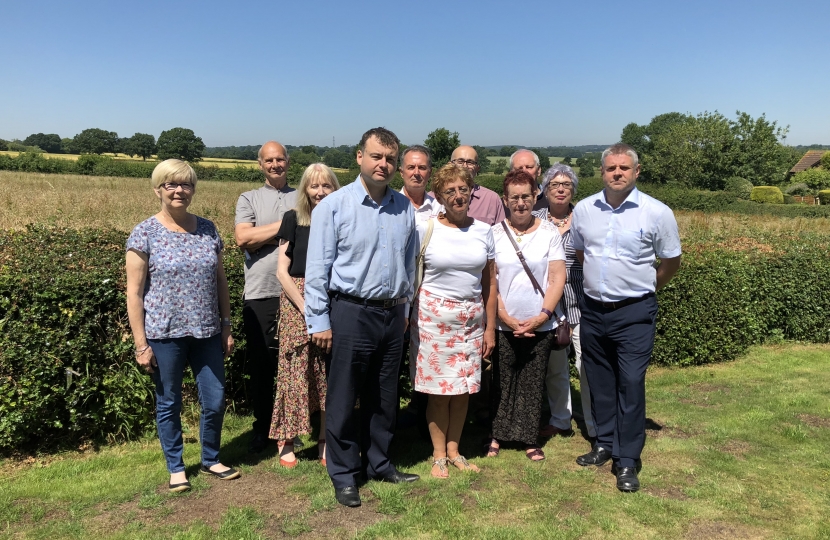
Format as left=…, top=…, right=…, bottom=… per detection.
left=148, top=333, right=226, bottom=473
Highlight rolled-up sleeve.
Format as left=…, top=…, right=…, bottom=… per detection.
left=654, top=207, right=682, bottom=259
left=304, top=199, right=337, bottom=333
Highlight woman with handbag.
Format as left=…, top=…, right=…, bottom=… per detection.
left=409, top=163, right=497, bottom=479
left=486, top=169, right=566, bottom=461
left=533, top=163, right=596, bottom=440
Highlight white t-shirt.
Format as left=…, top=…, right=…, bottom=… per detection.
left=418, top=218, right=495, bottom=300
left=492, top=220, right=565, bottom=331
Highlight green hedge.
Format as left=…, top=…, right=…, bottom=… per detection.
left=750, top=186, right=785, bottom=204
left=819, top=190, right=830, bottom=205
left=2, top=226, right=829, bottom=451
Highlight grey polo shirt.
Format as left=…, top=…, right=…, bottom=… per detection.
left=234, top=183, right=297, bottom=300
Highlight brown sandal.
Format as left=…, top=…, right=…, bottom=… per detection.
left=484, top=438, right=500, bottom=458
left=525, top=447, right=545, bottom=461
left=279, top=441, right=298, bottom=468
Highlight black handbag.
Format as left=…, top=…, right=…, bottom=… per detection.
left=501, top=221, right=571, bottom=350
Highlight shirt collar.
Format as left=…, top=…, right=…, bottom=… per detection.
left=352, top=175, right=393, bottom=207
left=598, top=186, right=641, bottom=211
left=263, top=181, right=291, bottom=192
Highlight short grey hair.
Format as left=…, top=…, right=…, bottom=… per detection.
left=400, top=144, right=432, bottom=168
left=508, top=148, right=540, bottom=170
left=601, top=143, right=639, bottom=168
left=541, top=163, right=579, bottom=194
left=151, top=159, right=197, bottom=189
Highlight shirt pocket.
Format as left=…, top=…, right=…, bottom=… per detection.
left=615, top=229, right=645, bottom=259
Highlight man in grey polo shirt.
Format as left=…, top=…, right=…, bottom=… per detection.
left=234, top=140, right=298, bottom=453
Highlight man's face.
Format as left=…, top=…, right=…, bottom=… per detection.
left=357, top=136, right=398, bottom=187
left=258, top=143, right=289, bottom=185
left=400, top=151, right=431, bottom=194
left=511, top=151, right=541, bottom=180
left=601, top=153, right=640, bottom=197
left=450, top=146, right=480, bottom=179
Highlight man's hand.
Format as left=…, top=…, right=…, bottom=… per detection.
left=311, top=330, right=333, bottom=353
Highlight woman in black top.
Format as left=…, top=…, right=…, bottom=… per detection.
left=269, top=164, right=341, bottom=467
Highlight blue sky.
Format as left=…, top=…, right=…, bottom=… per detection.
left=1, top=0, right=828, bottom=148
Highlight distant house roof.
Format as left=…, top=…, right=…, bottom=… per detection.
left=790, top=150, right=827, bottom=173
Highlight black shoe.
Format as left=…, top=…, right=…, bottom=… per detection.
left=576, top=445, right=612, bottom=467
left=168, top=480, right=191, bottom=493
left=334, top=486, right=361, bottom=507
left=615, top=467, right=640, bottom=492
left=200, top=465, right=241, bottom=480
left=375, top=470, right=420, bottom=484
left=248, top=432, right=269, bottom=454
left=611, top=460, right=642, bottom=475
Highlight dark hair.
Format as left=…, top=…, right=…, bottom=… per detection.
left=432, top=163, right=474, bottom=199
left=358, top=127, right=400, bottom=152
left=400, top=144, right=432, bottom=168
left=503, top=169, right=537, bottom=197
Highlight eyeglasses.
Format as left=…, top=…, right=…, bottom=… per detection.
left=161, top=182, right=194, bottom=192
left=451, top=159, right=478, bottom=167
left=441, top=186, right=471, bottom=197
left=506, top=194, right=534, bottom=204
left=547, top=181, right=574, bottom=190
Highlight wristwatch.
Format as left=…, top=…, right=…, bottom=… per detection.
left=221, top=317, right=232, bottom=328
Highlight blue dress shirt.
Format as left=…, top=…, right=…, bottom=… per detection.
left=571, top=187, right=681, bottom=303
left=304, top=178, right=417, bottom=333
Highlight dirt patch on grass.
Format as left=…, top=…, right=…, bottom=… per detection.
left=796, top=414, right=830, bottom=429
left=684, top=520, right=767, bottom=539
left=721, top=440, right=751, bottom=460
left=645, top=486, right=689, bottom=501
left=716, top=237, right=775, bottom=254
left=88, top=469, right=386, bottom=538
left=679, top=383, right=731, bottom=407
left=645, top=419, right=694, bottom=440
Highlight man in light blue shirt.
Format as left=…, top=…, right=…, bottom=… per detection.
left=305, top=127, right=419, bottom=508
left=570, top=143, right=681, bottom=493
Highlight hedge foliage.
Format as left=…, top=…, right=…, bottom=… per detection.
left=819, top=190, right=830, bottom=205
left=750, top=186, right=784, bottom=204
left=2, top=226, right=829, bottom=451
left=724, top=176, right=754, bottom=199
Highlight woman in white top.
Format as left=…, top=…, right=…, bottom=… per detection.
left=486, top=170, right=566, bottom=462
left=410, top=163, right=497, bottom=479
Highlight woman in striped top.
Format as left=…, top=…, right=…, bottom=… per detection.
left=533, top=163, right=597, bottom=441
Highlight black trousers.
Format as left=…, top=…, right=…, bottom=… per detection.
left=325, top=295, right=405, bottom=489
left=242, top=297, right=279, bottom=435
left=580, top=294, right=657, bottom=468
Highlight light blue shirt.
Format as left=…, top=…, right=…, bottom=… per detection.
left=571, top=187, right=681, bottom=303
left=305, top=177, right=417, bottom=333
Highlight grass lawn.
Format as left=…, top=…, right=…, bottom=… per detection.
left=2, top=344, right=829, bottom=539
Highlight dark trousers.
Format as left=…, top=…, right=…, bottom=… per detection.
left=325, top=295, right=405, bottom=489
left=580, top=294, right=657, bottom=468
left=242, top=297, right=279, bottom=435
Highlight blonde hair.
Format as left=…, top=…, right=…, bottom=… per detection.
left=431, top=163, right=474, bottom=201
left=151, top=159, right=197, bottom=189
left=296, top=163, right=341, bottom=226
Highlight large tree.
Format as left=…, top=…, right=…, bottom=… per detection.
left=424, top=128, right=460, bottom=167
left=126, top=133, right=157, bottom=161
left=23, top=133, right=62, bottom=153
left=73, top=128, right=119, bottom=155
left=156, top=128, right=205, bottom=162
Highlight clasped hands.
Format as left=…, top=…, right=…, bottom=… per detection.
left=500, top=313, right=548, bottom=338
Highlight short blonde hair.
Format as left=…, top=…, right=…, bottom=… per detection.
left=151, top=159, right=198, bottom=189
left=431, top=163, right=474, bottom=200
left=296, top=163, right=341, bottom=226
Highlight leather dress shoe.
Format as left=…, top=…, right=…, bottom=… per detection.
left=611, top=460, right=642, bottom=475
left=615, top=467, right=640, bottom=492
left=334, top=486, right=361, bottom=507
left=576, top=446, right=612, bottom=467
left=376, top=471, right=420, bottom=484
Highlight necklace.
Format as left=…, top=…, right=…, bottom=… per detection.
left=508, top=216, right=534, bottom=243
left=548, top=210, right=571, bottom=227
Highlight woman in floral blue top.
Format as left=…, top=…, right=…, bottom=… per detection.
left=126, top=159, right=237, bottom=493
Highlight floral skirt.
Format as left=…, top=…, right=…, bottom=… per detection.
left=409, top=289, right=484, bottom=395
left=269, top=277, right=327, bottom=441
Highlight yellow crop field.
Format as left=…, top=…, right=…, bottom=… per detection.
left=0, top=151, right=260, bottom=169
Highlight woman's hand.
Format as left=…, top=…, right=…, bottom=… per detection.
left=513, top=314, right=548, bottom=338
left=135, top=346, right=157, bottom=373
left=498, top=311, right=521, bottom=331
left=222, top=327, right=234, bottom=358
left=481, top=328, right=496, bottom=359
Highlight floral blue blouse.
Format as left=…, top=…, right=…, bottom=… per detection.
left=126, top=216, right=224, bottom=340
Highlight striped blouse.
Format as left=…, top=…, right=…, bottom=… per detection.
left=532, top=207, right=585, bottom=325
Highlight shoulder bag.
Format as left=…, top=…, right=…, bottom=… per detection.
left=500, top=221, right=571, bottom=349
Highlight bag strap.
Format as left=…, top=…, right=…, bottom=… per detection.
left=412, top=218, right=435, bottom=300
left=501, top=220, right=544, bottom=296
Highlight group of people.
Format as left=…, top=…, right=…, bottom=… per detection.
left=125, top=128, right=682, bottom=506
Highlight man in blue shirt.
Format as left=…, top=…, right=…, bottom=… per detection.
left=305, top=127, right=419, bottom=507
left=570, top=143, right=682, bottom=493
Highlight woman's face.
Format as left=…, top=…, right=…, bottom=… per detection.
left=504, top=182, right=536, bottom=219
left=545, top=174, right=574, bottom=207
left=155, top=177, right=195, bottom=210
left=306, top=175, right=336, bottom=208
left=436, top=177, right=471, bottom=216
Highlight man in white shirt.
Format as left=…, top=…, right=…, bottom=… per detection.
left=570, top=143, right=682, bottom=493
left=400, top=145, right=440, bottom=223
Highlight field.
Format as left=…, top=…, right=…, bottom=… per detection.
left=2, top=343, right=829, bottom=539
left=486, top=155, right=566, bottom=165
left=0, top=151, right=259, bottom=169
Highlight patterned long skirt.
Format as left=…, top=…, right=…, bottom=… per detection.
left=269, top=277, right=327, bottom=441
left=490, top=330, right=553, bottom=445
left=409, top=289, right=484, bottom=395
